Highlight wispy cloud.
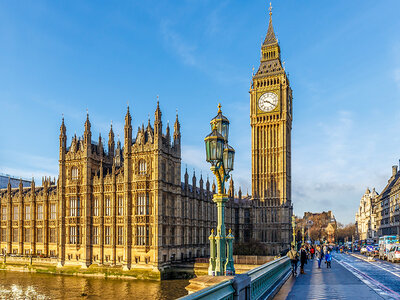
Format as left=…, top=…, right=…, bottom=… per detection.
left=160, top=20, right=198, bottom=67
left=0, top=152, right=58, bottom=183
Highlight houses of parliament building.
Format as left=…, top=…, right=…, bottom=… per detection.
left=0, top=7, right=292, bottom=273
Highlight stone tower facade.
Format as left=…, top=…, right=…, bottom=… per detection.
left=249, top=7, right=293, bottom=255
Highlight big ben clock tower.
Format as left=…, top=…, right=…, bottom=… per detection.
left=250, top=4, right=292, bottom=255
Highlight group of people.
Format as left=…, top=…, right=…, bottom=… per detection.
left=287, top=243, right=333, bottom=276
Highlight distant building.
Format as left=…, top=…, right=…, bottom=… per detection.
left=297, top=211, right=337, bottom=243
left=355, top=188, right=378, bottom=241
left=374, top=164, right=400, bottom=236
left=0, top=175, right=30, bottom=189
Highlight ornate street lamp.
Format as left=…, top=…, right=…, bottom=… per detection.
left=205, top=103, right=235, bottom=276
left=292, top=215, right=296, bottom=248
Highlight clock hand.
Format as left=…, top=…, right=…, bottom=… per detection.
left=265, top=100, right=274, bottom=106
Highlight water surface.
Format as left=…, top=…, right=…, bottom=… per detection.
left=0, top=271, right=189, bottom=299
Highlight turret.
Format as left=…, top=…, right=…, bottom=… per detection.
left=84, top=111, right=92, bottom=148
left=60, top=116, right=67, bottom=151
left=199, top=174, right=204, bottom=199
left=212, top=180, right=216, bottom=194
left=192, top=171, right=197, bottom=195
left=184, top=167, right=189, bottom=190
left=199, top=173, right=204, bottom=191
left=108, top=122, right=115, bottom=159
left=115, top=139, right=122, bottom=168
left=206, top=176, right=210, bottom=192
left=98, top=133, right=103, bottom=156
left=124, top=106, right=132, bottom=153
left=238, top=187, right=242, bottom=200
left=154, top=100, right=162, bottom=136
left=7, top=178, right=11, bottom=194
left=166, top=121, right=171, bottom=146
left=31, top=178, right=35, bottom=192
left=228, top=176, right=234, bottom=199
left=19, top=178, right=23, bottom=193
left=173, top=111, right=181, bottom=146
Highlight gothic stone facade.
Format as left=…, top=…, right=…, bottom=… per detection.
left=0, top=104, right=254, bottom=272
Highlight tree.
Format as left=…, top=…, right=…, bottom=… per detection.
left=336, top=223, right=356, bottom=243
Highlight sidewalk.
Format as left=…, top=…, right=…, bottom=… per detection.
left=273, top=255, right=383, bottom=299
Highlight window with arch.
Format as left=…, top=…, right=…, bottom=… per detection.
left=71, top=167, right=79, bottom=180
left=139, top=160, right=147, bottom=175
left=137, top=193, right=149, bottom=215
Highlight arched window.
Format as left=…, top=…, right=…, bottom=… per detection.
left=139, top=160, right=147, bottom=175
left=71, top=167, right=79, bottom=180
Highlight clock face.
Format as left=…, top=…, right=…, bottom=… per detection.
left=258, top=92, right=278, bottom=112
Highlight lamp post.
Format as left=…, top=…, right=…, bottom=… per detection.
left=301, top=226, right=305, bottom=245
left=204, top=103, right=235, bottom=276
left=291, top=215, right=296, bottom=248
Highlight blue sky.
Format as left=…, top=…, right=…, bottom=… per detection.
left=1, top=0, right=400, bottom=224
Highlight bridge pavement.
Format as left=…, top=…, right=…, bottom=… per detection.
left=273, top=253, right=389, bottom=300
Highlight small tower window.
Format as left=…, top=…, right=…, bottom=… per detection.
left=139, top=160, right=147, bottom=175
left=71, top=167, right=79, bottom=180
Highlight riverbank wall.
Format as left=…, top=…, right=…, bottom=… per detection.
left=0, top=255, right=274, bottom=281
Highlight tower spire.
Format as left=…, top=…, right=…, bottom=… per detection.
left=263, top=2, right=277, bottom=46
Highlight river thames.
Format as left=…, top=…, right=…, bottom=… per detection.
left=0, top=271, right=189, bottom=299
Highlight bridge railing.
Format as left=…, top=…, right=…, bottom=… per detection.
left=179, top=256, right=290, bottom=300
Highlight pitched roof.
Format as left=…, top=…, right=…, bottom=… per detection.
left=378, top=171, right=400, bottom=200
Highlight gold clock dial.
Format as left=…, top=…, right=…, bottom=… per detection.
left=258, top=92, right=278, bottom=112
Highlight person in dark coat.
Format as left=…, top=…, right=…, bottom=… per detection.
left=300, top=245, right=308, bottom=274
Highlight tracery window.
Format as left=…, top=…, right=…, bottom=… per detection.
left=12, top=228, right=18, bottom=242
left=25, top=205, right=30, bottom=220
left=69, top=198, right=79, bottom=217
left=13, top=206, right=18, bottom=220
left=104, top=226, right=111, bottom=244
left=69, top=226, right=78, bottom=244
left=24, top=228, right=30, bottom=242
left=117, top=196, right=124, bottom=216
left=105, top=197, right=111, bottom=216
left=93, top=198, right=99, bottom=216
left=136, top=225, right=148, bottom=246
left=36, top=228, right=43, bottom=243
left=92, top=227, right=99, bottom=245
left=137, top=193, right=149, bottom=215
left=49, top=228, right=56, bottom=243
left=139, top=160, right=147, bottom=175
left=71, top=167, right=79, bottom=180
left=0, top=229, right=5, bottom=242
left=50, top=204, right=56, bottom=219
left=161, top=162, right=166, bottom=180
left=117, top=226, right=123, bottom=245
left=1, top=207, right=6, bottom=220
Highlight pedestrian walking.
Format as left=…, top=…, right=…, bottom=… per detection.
left=310, top=246, right=315, bottom=259
left=316, top=246, right=323, bottom=269
left=300, top=245, right=308, bottom=274
left=325, top=250, right=332, bottom=268
left=287, top=245, right=299, bottom=276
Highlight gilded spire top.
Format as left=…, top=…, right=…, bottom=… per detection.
left=269, top=2, right=272, bottom=17
left=218, top=103, right=222, bottom=114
